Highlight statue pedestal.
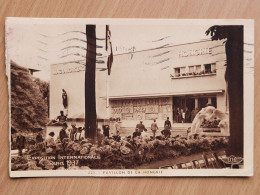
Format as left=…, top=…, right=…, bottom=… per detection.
left=200, top=127, right=221, bottom=133
left=189, top=127, right=229, bottom=137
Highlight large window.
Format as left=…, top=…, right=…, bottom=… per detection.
left=204, top=64, right=211, bottom=73
left=180, top=67, right=186, bottom=75
left=189, top=66, right=194, bottom=73
left=172, top=64, right=216, bottom=78
left=204, top=63, right=216, bottom=73
left=174, top=68, right=180, bottom=76
left=211, top=63, right=216, bottom=72
left=195, top=65, right=201, bottom=73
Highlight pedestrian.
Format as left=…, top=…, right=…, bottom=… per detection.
left=59, top=123, right=68, bottom=142
left=74, top=127, right=84, bottom=142
left=177, top=108, right=181, bottom=123
left=161, top=124, right=171, bottom=139
left=181, top=109, right=185, bottom=123
left=133, top=128, right=141, bottom=138
left=164, top=117, right=172, bottom=129
left=69, top=122, right=77, bottom=141
left=136, top=120, right=146, bottom=133
left=102, top=125, right=110, bottom=137
left=151, top=119, right=158, bottom=139
left=46, top=132, right=56, bottom=149
left=185, top=107, right=191, bottom=123
left=16, top=130, right=26, bottom=156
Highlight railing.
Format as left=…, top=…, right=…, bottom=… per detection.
left=170, top=71, right=216, bottom=79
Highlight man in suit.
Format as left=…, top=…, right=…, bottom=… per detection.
left=136, top=120, right=146, bottom=133
left=59, top=123, right=68, bottom=142
left=164, top=117, right=172, bottom=129
left=16, top=130, right=26, bottom=156
left=151, top=119, right=159, bottom=139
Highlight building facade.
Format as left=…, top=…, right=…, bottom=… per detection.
left=49, top=40, right=227, bottom=129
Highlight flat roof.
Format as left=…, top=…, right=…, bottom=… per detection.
left=103, top=89, right=225, bottom=100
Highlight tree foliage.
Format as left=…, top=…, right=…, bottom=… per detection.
left=85, top=25, right=97, bottom=139
left=11, top=61, right=49, bottom=132
left=206, top=25, right=244, bottom=157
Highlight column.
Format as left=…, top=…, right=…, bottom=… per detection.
left=195, top=98, right=198, bottom=109
left=208, top=97, right=212, bottom=105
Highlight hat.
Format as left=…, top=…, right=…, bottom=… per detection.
left=49, top=132, right=55, bottom=137
left=62, top=123, right=68, bottom=127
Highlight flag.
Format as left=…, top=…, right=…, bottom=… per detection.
left=106, top=25, right=113, bottom=75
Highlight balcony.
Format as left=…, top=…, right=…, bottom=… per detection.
left=170, top=70, right=216, bottom=79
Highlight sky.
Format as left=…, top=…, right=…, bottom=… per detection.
left=5, top=18, right=254, bottom=81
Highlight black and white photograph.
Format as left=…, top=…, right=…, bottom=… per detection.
left=5, top=18, right=254, bottom=177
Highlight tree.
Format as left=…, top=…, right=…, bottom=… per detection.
left=11, top=61, right=48, bottom=132
left=206, top=25, right=244, bottom=157
left=34, top=78, right=49, bottom=117
left=85, top=25, right=97, bottom=139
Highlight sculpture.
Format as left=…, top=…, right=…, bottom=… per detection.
left=62, top=89, right=68, bottom=109
left=191, top=106, right=229, bottom=135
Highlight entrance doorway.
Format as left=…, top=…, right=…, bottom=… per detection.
left=172, top=96, right=217, bottom=123
left=173, top=97, right=194, bottom=123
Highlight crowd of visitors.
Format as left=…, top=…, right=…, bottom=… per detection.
left=173, top=107, right=199, bottom=123
left=132, top=117, right=172, bottom=140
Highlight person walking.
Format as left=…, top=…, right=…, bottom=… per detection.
left=151, top=119, right=159, bottom=139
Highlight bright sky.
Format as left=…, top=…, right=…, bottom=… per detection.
left=5, top=18, right=253, bottom=81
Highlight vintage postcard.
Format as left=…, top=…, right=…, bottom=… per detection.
left=5, top=18, right=254, bottom=177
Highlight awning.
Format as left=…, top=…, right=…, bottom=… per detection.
left=106, top=89, right=225, bottom=100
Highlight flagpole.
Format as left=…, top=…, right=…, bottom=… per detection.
left=106, top=74, right=110, bottom=119
left=105, top=25, right=113, bottom=122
